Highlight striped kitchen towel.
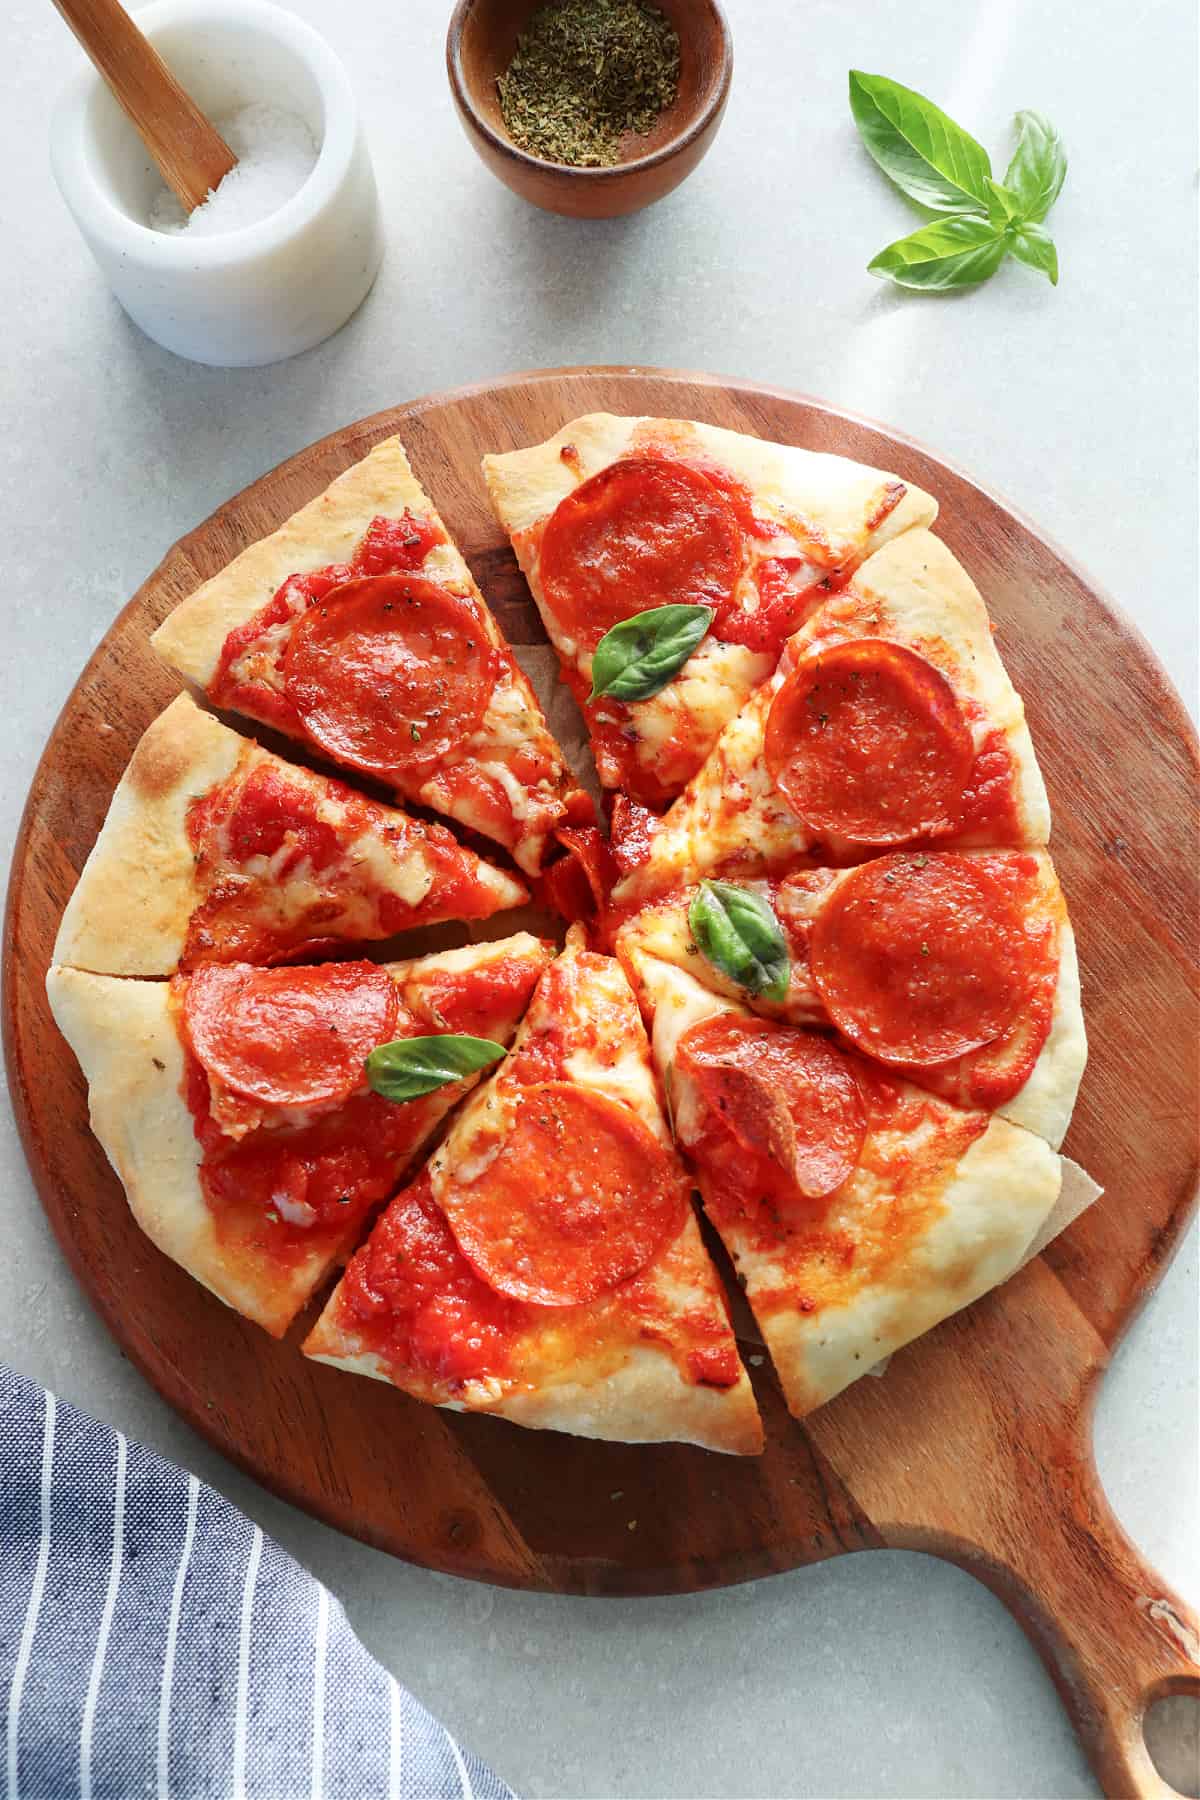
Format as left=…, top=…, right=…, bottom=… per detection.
left=0, top=1364, right=514, bottom=1800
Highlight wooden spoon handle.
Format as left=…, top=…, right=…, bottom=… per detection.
left=51, top=0, right=235, bottom=211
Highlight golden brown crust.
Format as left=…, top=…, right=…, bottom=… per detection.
left=629, top=953, right=1062, bottom=1419
left=53, top=695, right=243, bottom=977
left=151, top=438, right=459, bottom=687
left=52, top=692, right=529, bottom=977
left=615, top=850, right=1086, bottom=1150
left=614, top=528, right=1051, bottom=906
left=45, top=936, right=553, bottom=1338
left=482, top=414, right=939, bottom=800
left=306, top=936, right=764, bottom=1455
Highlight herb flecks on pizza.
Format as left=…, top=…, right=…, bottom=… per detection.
left=616, top=849, right=1085, bottom=1149
left=305, top=932, right=763, bottom=1454
left=483, top=413, right=938, bottom=808
left=627, top=951, right=1063, bottom=1419
left=611, top=528, right=1050, bottom=911
left=48, top=413, right=1090, bottom=1448
left=150, top=437, right=590, bottom=875
left=47, top=937, right=553, bottom=1337
left=53, top=694, right=529, bottom=977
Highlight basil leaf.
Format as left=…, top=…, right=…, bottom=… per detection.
left=985, top=177, right=1023, bottom=228
left=868, top=216, right=1008, bottom=291
left=688, top=881, right=790, bottom=1003
left=366, top=1034, right=506, bottom=1101
left=1003, top=110, right=1067, bottom=224
left=1010, top=221, right=1059, bottom=286
left=588, top=604, right=713, bottom=704
left=848, top=71, right=991, bottom=215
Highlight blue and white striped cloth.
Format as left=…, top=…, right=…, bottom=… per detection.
left=1, top=1365, right=514, bottom=1800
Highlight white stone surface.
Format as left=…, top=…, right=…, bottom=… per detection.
left=0, top=0, right=1195, bottom=1795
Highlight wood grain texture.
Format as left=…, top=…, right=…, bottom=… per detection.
left=5, top=368, right=1197, bottom=1797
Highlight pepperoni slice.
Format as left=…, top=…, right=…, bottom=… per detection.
left=438, top=1081, right=687, bottom=1306
left=764, top=640, right=974, bottom=844
left=810, top=854, right=1031, bottom=1065
left=677, top=1013, right=865, bottom=1198
left=539, top=458, right=744, bottom=652
left=184, top=961, right=399, bottom=1107
left=283, top=575, right=496, bottom=779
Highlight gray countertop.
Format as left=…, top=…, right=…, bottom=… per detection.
left=2, top=1, right=1196, bottom=1795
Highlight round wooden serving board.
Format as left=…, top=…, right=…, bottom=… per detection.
left=6, top=369, right=1198, bottom=1797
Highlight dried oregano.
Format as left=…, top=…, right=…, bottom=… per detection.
left=497, top=0, right=681, bottom=169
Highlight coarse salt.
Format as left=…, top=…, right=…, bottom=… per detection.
left=148, top=102, right=319, bottom=237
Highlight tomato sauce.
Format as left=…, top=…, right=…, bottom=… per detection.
left=183, top=1049, right=428, bottom=1269
left=209, top=510, right=444, bottom=728
left=182, top=759, right=507, bottom=966
left=338, top=1171, right=527, bottom=1386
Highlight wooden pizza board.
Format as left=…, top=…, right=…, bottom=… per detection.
left=5, top=369, right=1198, bottom=1798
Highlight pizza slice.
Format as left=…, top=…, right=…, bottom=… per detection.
left=616, top=849, right=1087, bottom=1149
left=482, top=412, right=937, bottom=808
left=625, top=951, right=1062, bottom=1419
left=54, top=693, right=529, bottom=976
left=305, top=930, right=763, bottom=1455
left=612, top=528, right=1050, bottom=906
left=46, top=935, right=553, bottom=1336
left=150, top=436, right=591, bottom=874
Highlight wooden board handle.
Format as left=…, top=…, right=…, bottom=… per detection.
left=921, top=1470, right=1199, bottom=1797
left=50, top=0, right=235, bottom=211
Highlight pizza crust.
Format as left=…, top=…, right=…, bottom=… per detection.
left=615, top=851, right=1088, bottom=1150
left=305, top=1330, right=762, bottom=1456
left=483, top=414, right=939, bottom=802
left=750, top=1112, right=1061, bottom=1417
left=52, top=691, right=530, bottom=976
left=45, top=965, right=317, bottom=1334
left=307, top=934, right=764, bottom=1454
left=626, top=952, right=1063, bottom=1418
left=53, top=694, right=242, bottom=976
left=46, top=935, right=553, bottom=1338
left=615, top=528, right=1051, bottom=904
left=481, top=412, right=938, bottom=558
left=151, top=437, right=471, bottom=689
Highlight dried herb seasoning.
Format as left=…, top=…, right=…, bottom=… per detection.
left=498, top=0, right=681, bottom=169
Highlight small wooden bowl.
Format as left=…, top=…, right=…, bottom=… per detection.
left=446, top=0, right=732, bottom=218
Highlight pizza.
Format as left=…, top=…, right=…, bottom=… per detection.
left=150, top=436, right=591, bottom=875
left=305, top=931, right=763, bottom=1454
left=46, top=937, right=552, bottom=1337
left=482, top=413, right=937, bottom=808
left=611, top=528, right=1049, bottom=906
left=624, top=951, right=1063, bottom=1418
left=53, top=693, right=529, bottom=976
left=616, top=849, right=1086, bottom=1149
left=46, top=407, right=1094, bottom=1451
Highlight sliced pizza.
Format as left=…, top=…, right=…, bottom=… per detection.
left=612, top=528, right=1050, bottom=906
left=150, top=436, right=591, bottom=874
left=616, top=849, right=1087, bottom=1149
left=305, top=930, right=763, bottom=1454
left=53, top=693, right=529, bottom=976
left=46, top=935, right=553, bottom=1337
left=482, top=413, right=937, bottom=808
left=625, top=951, right=1062, bottom=1419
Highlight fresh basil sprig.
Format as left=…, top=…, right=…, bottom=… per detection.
left=365, top=1034, right=506, bottom=1101
left=588, top=604, right=713, bottom=704
left=849, top=70, right=991, bottom=215
left=688, top=881, right=790, bottom=1003
left=849, top=73, right=1066, bottom=291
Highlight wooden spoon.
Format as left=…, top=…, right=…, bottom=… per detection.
left=51, top=0, right=235, bottom=212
